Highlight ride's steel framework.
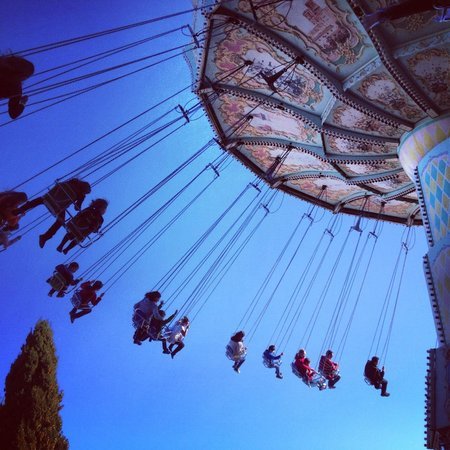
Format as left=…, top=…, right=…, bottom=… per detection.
left=191, top=1, right=450, bottom=448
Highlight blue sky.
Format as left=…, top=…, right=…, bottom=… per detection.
left=1, top=1, right=436, bottom=449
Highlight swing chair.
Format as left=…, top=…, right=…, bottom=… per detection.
left=0, top=231, right=21, bottom=251
left=291, top=362, right=327, bottom=390
left=131, top=311, right=152, bottom=344
left=318, top=355, right=341, bottom=380
left=225, top=345, right=247, bottom=362
left=363, top=373, right=373, bottom=386
left=42, top=180, right=102, bottom=249
left=262, top=353, right=282, bottom=369
left=42, top=181, right=81, bottom=216
left=46, top=271, right=76, bottom=295
left=64, top=208, right=104, bottom=249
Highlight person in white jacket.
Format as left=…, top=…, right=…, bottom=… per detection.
left=165, top=316, right=190, bottom=359
left=226, top=331, right=247, bottom=373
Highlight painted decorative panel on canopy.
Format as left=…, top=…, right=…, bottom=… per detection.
left=204, top=23, right=331, bottom=114
left=336, top=160, right=401, bottom=176
left=286, top=177, right=366, bottom=204
left=324, top=135, right=397, bottom=156
left=239, top=143, right=335, bottom=176
left=324, top=100, right=402, bottom=138
left=233, top=0, right=376, bottom=77
left=364, top=172, right=413, bottom=194
left=195, top=0, right=450, bottom=225
left=213, top=93, right=322, bottom=144
left=350, top=69, right=426, bottom=122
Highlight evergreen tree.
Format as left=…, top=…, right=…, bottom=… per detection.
left=0, top=320, right=69, bottom=449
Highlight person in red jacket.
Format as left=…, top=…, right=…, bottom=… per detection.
left=319, top=350, right=341, bottom=389
left=295, top=354, right=314, bottom=381
left=302, top=358, right=327, bottom=390
left=294, top=349, right=326, bottom=390
left=294, top=348, right=307, bottom=376
left=69, top=280, right=103, bottom=323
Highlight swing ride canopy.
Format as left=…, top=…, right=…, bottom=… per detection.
left=192, top=0, right=450, bottom=225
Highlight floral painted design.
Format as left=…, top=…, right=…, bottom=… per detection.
left=237, top=0, right=366, bottom=67
left=337, top=159, right=401, bottom=176
left=217, top=95, right=321, bottom=144
left=326, top=136, right=395, bottom=155
left=211, top=26, right=324, bottom=111
left=407, top=48, right=450, bottom=109
left=366, top=172, right=412, bottom=193
left=331, top=105, right=400, bottom=137
left=358, top=73, right=424, bottom=121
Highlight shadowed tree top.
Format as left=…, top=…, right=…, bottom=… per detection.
left=0, top=319, right=68, bottom=450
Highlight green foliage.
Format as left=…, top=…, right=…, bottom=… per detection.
left=0, top=320, right=69, bottom=450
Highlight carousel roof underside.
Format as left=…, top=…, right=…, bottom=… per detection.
left=193, top=0, right=450, bottom=225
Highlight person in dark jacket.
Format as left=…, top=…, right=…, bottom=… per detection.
left=47, top=262, right=80, bottom=297
left=364, top=356, right=390, bottom=397
left=263, top=344, right=283, bottom=379
left=132, top=291, right=163, bottom=345
left=319, top=350, right=341, bottom=389
left=149, top=309, right=177, bottom=340
left=0, top=55, right=34, bottom=119
left=133, top=305, right=177, bottom=346
left=69, top=280, right=103, bottom=323
left=15, top=179, right=92, bottom=248
left=146, top=309, right=178, bottom=352
left=56, top=198, right=107, bottom=254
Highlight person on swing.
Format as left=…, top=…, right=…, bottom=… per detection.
left=0, top=54, right=34, bottom=119
left=165, top=316, right=190, bottom=359
left=15, top=179, right=92, bottom=248
left=56, top=198, right=107, bottom=254
left=319, top=350, right=341, bottom=389
left=227, top=331, right=246, bottom=373
left=47, top=261, right=81, bottom=297
left=69, top=280, right=104, bottom=323
left=132, top=291, right=164, bottom=345
left=263, top=345, right=283, bottom=379
left=364, top=356, right=390, bottom=397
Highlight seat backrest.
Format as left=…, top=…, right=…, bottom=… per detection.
left=318, top=355, right=326, bottom=374
left=47, top=273, right=67, bottom=291
left=67, top=210, right=100, bottom=241
left=44, top=182, right=77, bottom=215
left=70, top=292, right=81, bottom=308
left=262, top=355, right=273, bottom=368
left=225, top=345, right=235, bottom=360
